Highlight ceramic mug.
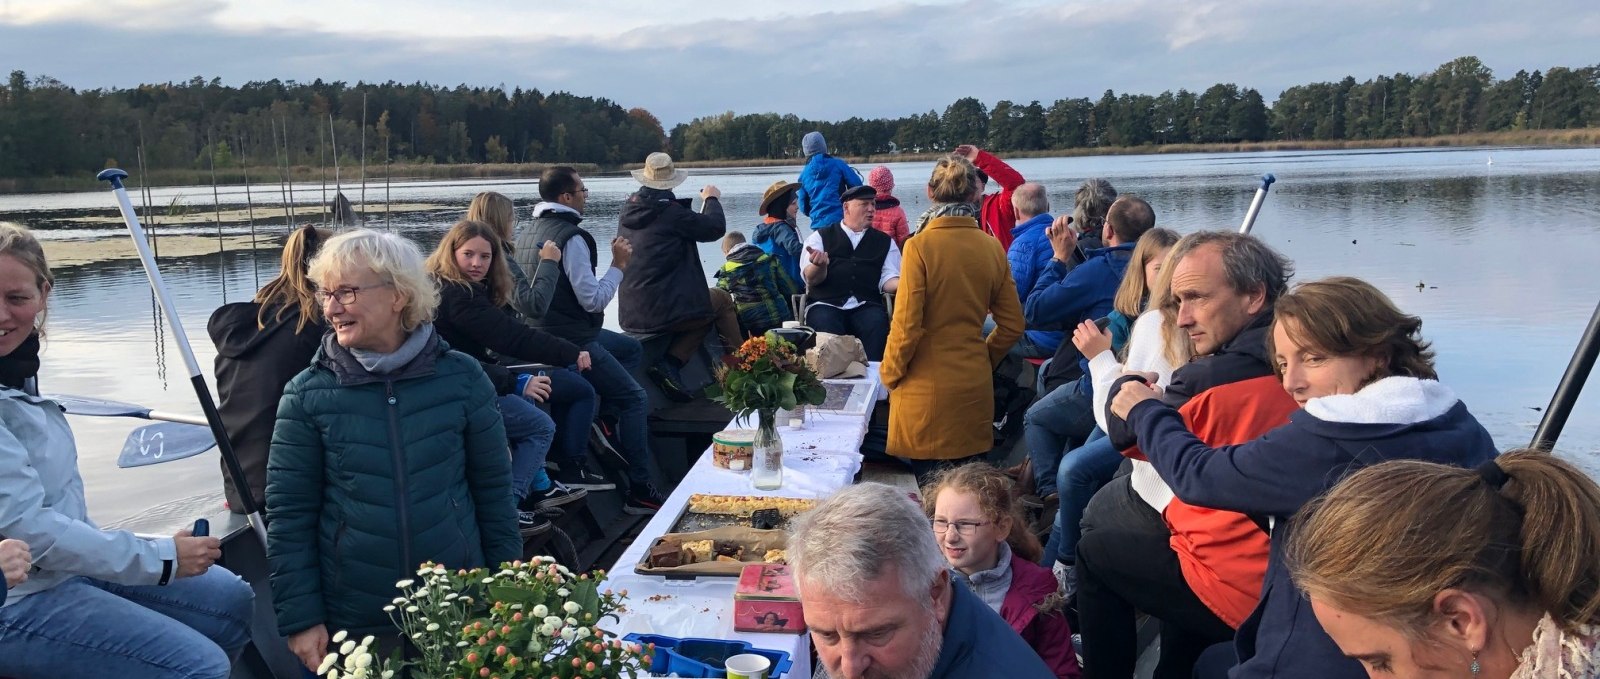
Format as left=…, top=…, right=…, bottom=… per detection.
left=724, top=653, right=772, bottom=679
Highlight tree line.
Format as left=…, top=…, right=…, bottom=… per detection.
left=0, top=55, right=1595, bottom=182
left=668, top=56, right=1600, bottom=160
left=0, top=73, right=668, bottom=180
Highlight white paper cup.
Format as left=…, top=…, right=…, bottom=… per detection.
left=724, top=653, right=772, bottom=679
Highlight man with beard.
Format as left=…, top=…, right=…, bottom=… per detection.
left=789, top=483, right=1054, bottom=679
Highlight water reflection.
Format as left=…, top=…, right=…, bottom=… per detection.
left=4, top=146, right=1599, bottom=523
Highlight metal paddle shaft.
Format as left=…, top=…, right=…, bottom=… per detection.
left=49, top=393, right=209, bottom=426
left=1238, top=173, right=1277, bottom=234
left=1531, top=298, right=1600, bottom=451
left=97, top=169, right=268, bottom=549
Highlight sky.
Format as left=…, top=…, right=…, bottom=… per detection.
left=2, top=0, right=1598, bottom=126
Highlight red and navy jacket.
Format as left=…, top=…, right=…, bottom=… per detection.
left=1105, top=311, right=1297, bottom=628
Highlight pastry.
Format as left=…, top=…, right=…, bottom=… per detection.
left=715, top=543, right=745, bottom=560
left=682, top=539, right=714, bottom=564
left=763, top=549, right=787, bottom=564
left=647, top=541, right=683, bottom=568
left=688, top=494, right=818, bottom=517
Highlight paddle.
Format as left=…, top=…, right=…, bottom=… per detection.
left=97, top=168, right=268, bottom=550
left=118, top=421, right=218, bottom=468
left=49, top=393, right=209, bottom=426
left=1530, top=298, right=1600, bottom=451
left=1238, top=174, right=1277, bottom=235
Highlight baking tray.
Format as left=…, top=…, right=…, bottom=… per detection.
left=667, top=494, right=819, bottom=533
left=633, top=525, right=789, bottom=579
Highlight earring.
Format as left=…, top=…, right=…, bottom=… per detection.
left=1470, top=650, right=1481, bottom=677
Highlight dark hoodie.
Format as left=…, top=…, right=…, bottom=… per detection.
left=1126, top=377, right=1498, bottom=679
left=433, top=278, right=582, bottom=395
left=208, top=301, right=324, bottom=513
left=616, top=187, right=726, bottom=334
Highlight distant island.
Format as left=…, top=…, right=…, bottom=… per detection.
left=0, top=55, right=1595, bottom=193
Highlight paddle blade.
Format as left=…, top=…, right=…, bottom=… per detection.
left=49, top=394, right=152, bottom=418
left=118, top=422, right=217, bottom=468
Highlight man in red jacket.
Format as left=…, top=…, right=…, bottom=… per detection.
left=953, top=144, right=1025, bottom=251
left=1075, top=231, right=1298, bottom=679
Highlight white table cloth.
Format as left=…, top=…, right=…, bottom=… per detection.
left=602, top=366, right=884, bottom=679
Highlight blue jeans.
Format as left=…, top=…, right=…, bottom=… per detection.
left=1043, top=429, right=1123, bottom=567
left=499, top=393, right=556, bottom=499
left=1023, top=374, right=1097, bottom=497
left=0, top=567, right=254, bottom=679
left=542, top=367, right=599, bottom=467
left=583, top=335, right=656, bottom=487
left=597, top=328, right=642, bottom=372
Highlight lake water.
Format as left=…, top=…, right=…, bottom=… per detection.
left=3, top=146, right=1599, bottom=524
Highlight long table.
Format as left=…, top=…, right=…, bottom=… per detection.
left=601, top=366, right=884, bottom=679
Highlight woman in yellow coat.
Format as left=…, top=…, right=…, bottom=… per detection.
left=882, top=155, right=1025, bottom=472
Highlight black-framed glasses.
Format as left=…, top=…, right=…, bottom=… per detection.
left=931, top=519, right=990, bottom=536
left=567, top=187, right=590, bottom=196
left=314, top=282, right=392, bottom=306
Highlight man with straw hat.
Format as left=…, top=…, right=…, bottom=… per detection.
left=753, top=179, right=803, bottom=286
left=617, top=152, right=742, bottom=401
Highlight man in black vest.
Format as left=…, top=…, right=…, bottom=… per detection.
left=515, top=165, right=666, bottom=514
left=801, top=185, right=901, bottom=361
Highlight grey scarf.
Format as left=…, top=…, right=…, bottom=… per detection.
left=953, top=541, right=1013, bottom=614
left=911, top=201, right=979, bottom=236
left=349, top=323, right=436, bottom=375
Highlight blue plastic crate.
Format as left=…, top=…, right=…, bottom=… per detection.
left=622, top=633, right=793, bottom=678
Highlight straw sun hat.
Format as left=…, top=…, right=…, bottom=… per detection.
left=631, top=152, right=689, bottom=190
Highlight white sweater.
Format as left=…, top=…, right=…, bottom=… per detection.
left=1087, top=310, right=1178, bottom=512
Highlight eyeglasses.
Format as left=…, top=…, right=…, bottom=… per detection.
left=314, top=282, right=392, bottom=306
left=931, top=519, right=990, bottom=536
left=567, top=187, right=590, bottom=196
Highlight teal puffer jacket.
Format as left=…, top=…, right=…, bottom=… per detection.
left=266, top=329, right=519, bottom=636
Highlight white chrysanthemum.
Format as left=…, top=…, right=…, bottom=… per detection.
left=560, top=627, right=576, bottom=642
left=456, top=640, right=469, bottom=648
left=562, top=601, right=582, bottom=615
left=444, top=593, right=459, bottom=601
left=392, top=596, right=406, bottom=604
left=543, top=615, right=563, bottom=627
left=332, top=630, right=349, bottom=643
left=413, top=587, right=429, bottom=597
left=394, top=579, right=414, bottom=589
left=339, top=640, right=356, bottom=655
left=382, top=671, right=395, bottom=679
left=481, top=577, right=495, bottom=584
left=539, top=623, right=557, bottom=637
left=432, top=565, right=446, bottom=575
left=317, top=653, right=339, bottom=675
left=405, top=606, right=419, bottom=613
left=382, top=605, right=395, bottom=612
left=509, top=603, right=523, bottom=610
left=425, top=623, right=440, bottom=632
left=576, top=627, right=591, bottom=639
left=557, top=588, right=570, bottom=597
left=532, top=605, right=549, bottom=618
left=566, top=617, right=577, bottom=627
left=362, top=636, right=375, bottom=648
left=356, top=653, right=373, bottom=669
left=326, top=670, right=340, bottom=679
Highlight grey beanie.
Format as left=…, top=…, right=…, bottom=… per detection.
left=802, top=131, right=827, bottom=157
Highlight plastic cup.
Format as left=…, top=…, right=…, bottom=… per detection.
left=724, top=653, right=772, bottom=679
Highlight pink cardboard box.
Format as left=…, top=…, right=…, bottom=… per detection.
left=734, top=563, right=806, bottom=634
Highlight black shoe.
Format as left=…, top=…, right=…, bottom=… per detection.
left=518, top=510, right=552, bottom=538
left=556, top=463, right=616, bottom=492
left=528, top=483, right=588, bottom=513
left=647, top=359, right=695, bottom=402
left=624, top=483, right=667, bottom=515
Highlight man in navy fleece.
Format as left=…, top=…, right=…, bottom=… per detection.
left=1018, top=196, right=1156, bottom=501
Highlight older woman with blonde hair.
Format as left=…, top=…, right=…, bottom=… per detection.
left=1289, top=450, right=1600, bottom=679
left=881, top=154, right=1024, bottom=479
left=266, top=229, right=519, bottom=671
left=1105, top=276, right=1498, bottom=679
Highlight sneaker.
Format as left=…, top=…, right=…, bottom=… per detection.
left=528, top=483, right=588, bottom=513
left=518, top=511, right=552, bottom=538
left=624, top=483, right=667, bottom=515
left=647, top=360, right=695, bottom=402
left=556, top=464, right=616, bottom=492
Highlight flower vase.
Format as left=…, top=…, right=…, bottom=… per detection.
left=752, top=409, right=784, bottom=490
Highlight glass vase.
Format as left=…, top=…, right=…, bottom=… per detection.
left=752, top=409, right=784, bottom=490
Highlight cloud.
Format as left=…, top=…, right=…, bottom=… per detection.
left=2, top=0, right=1597, bottom=127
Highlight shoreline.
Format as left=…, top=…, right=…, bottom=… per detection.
left=4, top=128, right=1595, bottom=194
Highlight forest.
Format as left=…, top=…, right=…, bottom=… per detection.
left=0, top=55, right=1595, bottom=182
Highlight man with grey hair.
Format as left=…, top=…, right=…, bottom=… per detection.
left=1076, top=230, right=1296, bottom=679
left=790, top=483, right=1054, bottom=679
left=1004, top=182, right=1061, bottom=359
